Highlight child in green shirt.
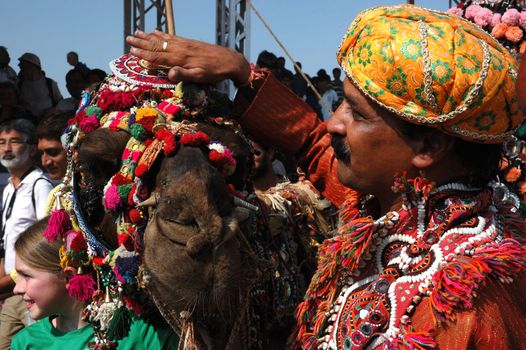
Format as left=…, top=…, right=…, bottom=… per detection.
left=11, top=219, right=179, bottom=349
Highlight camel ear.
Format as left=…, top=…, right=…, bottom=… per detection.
left=411, top=132, right=455, bottom=170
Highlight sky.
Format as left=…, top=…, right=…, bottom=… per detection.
left=1, top=1, right=449, bottom=98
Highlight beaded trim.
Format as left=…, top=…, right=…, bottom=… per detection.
left=418, top=21, right=439, bottom=113
left=310, top=180, right=524, bottom=350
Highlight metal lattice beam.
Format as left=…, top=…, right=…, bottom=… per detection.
left=123, top=0, right=173, bottom=53
left=216, top=0, right=251, bottom=97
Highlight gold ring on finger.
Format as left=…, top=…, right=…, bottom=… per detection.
left=162, top=41, right=168, bottom=51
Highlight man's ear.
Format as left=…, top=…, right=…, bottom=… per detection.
left=411, top=132, right=455, bottom=169
left=63, top=266, right=77, bottom=287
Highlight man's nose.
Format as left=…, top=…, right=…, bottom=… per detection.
left=42, top=154, right=52, bottom=165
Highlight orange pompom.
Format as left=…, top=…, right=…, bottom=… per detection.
left=505, top=166, right=521, bottom=182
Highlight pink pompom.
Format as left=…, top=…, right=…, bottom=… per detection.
left=79, top=115, right=99, bottom=133
left=67, top=273, right=96, bottom=302
left=519, top=12, right=526, bottom=30
left=43, top=209, right=70, bottom=243
left=490, top=13, right=502, bottom=29
left=104, top=184, right=122, bottom=211
left=447, top=7, right=464, bottom=17
left=465, top=5, right=481, bottom=20
left=502, top=8, right=521, bottom=26
left=474, top=7, right=494, bottom=28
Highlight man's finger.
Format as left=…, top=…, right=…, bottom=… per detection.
left=168, top=67, right=209, bottom=83
left=130, top=47, right=164, bottom=64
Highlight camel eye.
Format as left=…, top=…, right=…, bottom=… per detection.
left=166, top=217, right=198, bottom=227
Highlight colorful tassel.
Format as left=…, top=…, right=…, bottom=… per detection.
left=106, top=306, right=132, bottom=341
left=43, top=209, right=70, bottom=243
left=68, top=272, right=96, bottom=302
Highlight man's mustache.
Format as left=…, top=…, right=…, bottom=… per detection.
left=331, top=134, right=351, bottom=165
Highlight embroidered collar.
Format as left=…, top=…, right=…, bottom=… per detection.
left=294, top=175, right=526, bottom=349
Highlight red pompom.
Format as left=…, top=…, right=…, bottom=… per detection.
left=127, top=184, right=137, bottom=206
left=180, top=131, right=210, bottom=146
left=70, top=232, right=88, bottom=253
left=163, top=138, right=177, bottom=156
left=112, top=173, right=131, bottom=186
left=118, top=233, right=135, bottom=251
left=129, top=208, right=143, bottom=224
left=134, top=164, right=148, bottom=178
left=68, top=273, right=96, bottom=302
left=43, top=209, right=71, bottom=243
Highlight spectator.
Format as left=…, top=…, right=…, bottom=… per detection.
left=317, top=74, right=338, bottom=121
left=86, top=68, right=107, bottom=86
left=66, top=51, right=89, bottom=77
left=305, top=76, right=322, bottom=119
left=0, top=82, right=35, bottom=125
left=331, top=67, right=343, bottom=104
left=316, top=69, right=330, bottom=80
left=10, top=218, right=180, bottom=350
left=292, top=61, right=308, bottom=98
left=256, top=50, right=278, bottom=74
left=0, top=47, right=17, bottom=84
left=0, top=118, right=53, bottom=348
left=36, top=110, right=70, bottom=180
left=56, top=69, right=87, bottom=112
left=17, top=53, right=62, bottom=120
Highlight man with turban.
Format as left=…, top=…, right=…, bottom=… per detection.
left=127, top=4, right=526, bottom=349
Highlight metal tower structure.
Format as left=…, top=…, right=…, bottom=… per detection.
left=216, top=0, right=251, bottom=97
left=123, top=0, right=175, bottom=53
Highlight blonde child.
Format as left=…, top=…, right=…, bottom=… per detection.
left=11, top=219, right=179, bottom=349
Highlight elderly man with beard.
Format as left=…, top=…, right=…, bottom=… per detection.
left=127, top=4, right=526, bottom=349
left=0, top=118, right=52, bottom=349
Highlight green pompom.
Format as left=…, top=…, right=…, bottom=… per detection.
left=130, top=124, right=146, bottom=141
left=85, top=106, right=103, bottom=119
left=520, top=201, right=526, bottom=219
left=106, top=306, right=132, bottom=341
left=516, top=122, right=526, bottom=140
left=117, top=184, right=133, bottom=202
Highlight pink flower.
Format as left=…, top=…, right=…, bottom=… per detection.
left=474, top=7, right=494, bottom=28
left=519, top=11, right=526, bottom=30
left=447, top=7, right=463, bottom=17
left=490, top=13, right=502, bottom=29
left=502, top=8, right=521, bottom=26
left=465, top=5, right=481, bottom=20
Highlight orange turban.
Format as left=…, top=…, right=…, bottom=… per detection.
left=337, top=4, right=523, bottom=143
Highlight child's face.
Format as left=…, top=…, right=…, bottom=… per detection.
left=13, top=256, right=69, bottom=320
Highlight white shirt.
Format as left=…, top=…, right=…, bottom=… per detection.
left=19, top=76, right=62, bottom=118
left=320, top=89, right=339, bottom=121
left=2, top=168, right=52, bottom=274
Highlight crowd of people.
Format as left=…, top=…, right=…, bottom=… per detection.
left=0, top=2, right=526, bottom=350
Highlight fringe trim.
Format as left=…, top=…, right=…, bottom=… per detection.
left=430, top=238, right=526, bottom=323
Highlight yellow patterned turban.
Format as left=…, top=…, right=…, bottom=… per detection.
left=337, top=4, right=523, bottom=143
